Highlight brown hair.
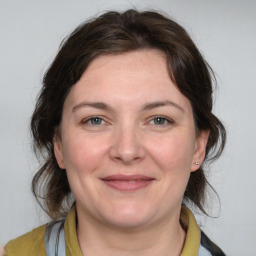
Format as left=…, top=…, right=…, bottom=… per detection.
left=31, top=9, right=226, bottom=219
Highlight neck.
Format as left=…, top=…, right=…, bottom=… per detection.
left=76, top=208, right=186, bottom=256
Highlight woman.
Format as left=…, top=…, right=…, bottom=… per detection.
left=5, top=9, right=226, bottom=256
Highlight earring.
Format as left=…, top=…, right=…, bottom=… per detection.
left=195, top=162, right=200, bottom=165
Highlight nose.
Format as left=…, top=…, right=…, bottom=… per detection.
left=109, top=125, right=146, bottom=164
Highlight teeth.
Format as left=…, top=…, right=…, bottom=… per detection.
left=128, top=180, right=136, bottom=183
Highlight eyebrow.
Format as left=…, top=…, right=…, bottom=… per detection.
left=72, top=102, right=114, bottom=112
left=72, top=100, right=184, bottom=113
left=141, top=100, right=184, bottom=112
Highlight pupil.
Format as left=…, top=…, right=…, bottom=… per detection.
left=92, top=118, right=101, bottom=124
left=155, top=118, right=164, bottom=124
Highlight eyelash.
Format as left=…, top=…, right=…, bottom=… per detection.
left=81, top=115, right=174, bottom=128
left=148, top=116, right=174, bottom=126
left=82, top=116, right=106, bottom=125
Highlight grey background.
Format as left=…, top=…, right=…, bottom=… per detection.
left=1, top=0, right=256, bottom=255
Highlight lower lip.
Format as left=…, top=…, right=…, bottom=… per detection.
left=102, top=180, right=154, bottom=191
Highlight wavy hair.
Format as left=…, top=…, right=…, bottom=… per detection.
left=31, top=9, right=226, bottom=219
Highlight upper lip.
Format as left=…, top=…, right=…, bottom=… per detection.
left=101, top=174, right=155, bottom=181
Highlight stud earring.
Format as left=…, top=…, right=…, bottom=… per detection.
left=195, top=162, right=200, bottom=165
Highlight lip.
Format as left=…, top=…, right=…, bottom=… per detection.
left=101, top=175, right=155, bottom=191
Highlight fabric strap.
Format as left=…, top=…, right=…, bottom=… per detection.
left=44, top=221, right=215, bottom=256
left=45, top=221, right=65, bottom=256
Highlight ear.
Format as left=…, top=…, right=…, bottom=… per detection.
left=191, top=130, right=210, bottom=172
left=53, top=134, right=66, bottom=169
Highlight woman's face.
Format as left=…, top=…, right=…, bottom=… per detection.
left=54, top=49, right=208, bottom=229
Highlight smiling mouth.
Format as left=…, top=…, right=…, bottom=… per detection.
left=101, top=175, right=155, bottom=191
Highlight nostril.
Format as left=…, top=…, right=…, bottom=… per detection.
left=109, top=141, right=146, bottom=163
left=109, top=127, right=146, bottom=163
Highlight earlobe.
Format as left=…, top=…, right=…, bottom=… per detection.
left=53, top=135, right=65, bottom=169
left=191, top=130, right=210, bottom=172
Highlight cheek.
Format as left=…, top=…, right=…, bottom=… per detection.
left=146, top=133, right=194, bottom=208
left=61, top=133, right=110, bottom=203
left=148, top=132, right=195, bottom=172
left=61, top=132, right=108, bottom=174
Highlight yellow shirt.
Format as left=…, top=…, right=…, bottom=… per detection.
left=5, top=205, right=200, bottom=256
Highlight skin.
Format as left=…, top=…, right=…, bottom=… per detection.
left=54, top=49, right=209, bottom=256
left=0, top=244, right=4, bottom=256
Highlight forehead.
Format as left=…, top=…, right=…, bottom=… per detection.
left=81, top=49, right=167, bottom=79
left=64, top=50, right=192, bottom=112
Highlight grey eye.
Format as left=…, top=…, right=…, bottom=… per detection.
left=153, top=117, right=168, bottom=125
left=88, top=117, right=104, bottom=125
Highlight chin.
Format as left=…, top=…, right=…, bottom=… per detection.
left=101, top=205, right=155, bottom=229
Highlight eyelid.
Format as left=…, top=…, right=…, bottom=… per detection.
left=81, top=115, right=107, bottom=125
left=147, top=115, right=175, bottom=125
left=80, top=115, right=174, bottom=127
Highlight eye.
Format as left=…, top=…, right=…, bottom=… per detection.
left=149, top=116, right=174, bottom=126
left=82, top=116, right=106, bottom=125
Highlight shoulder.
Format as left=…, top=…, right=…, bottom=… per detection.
left=5, top=224, right=47, bottom=256
left=180, top=205, right=226, bottom=256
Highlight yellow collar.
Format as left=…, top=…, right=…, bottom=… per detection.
left=64, top=205, right=200, bottom=255
left=180, top=205, right=201, bottom=256
left=64, top=205, right=83, bottom=256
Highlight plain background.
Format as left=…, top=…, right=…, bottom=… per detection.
left=0, top=0, right=255, bottom=255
